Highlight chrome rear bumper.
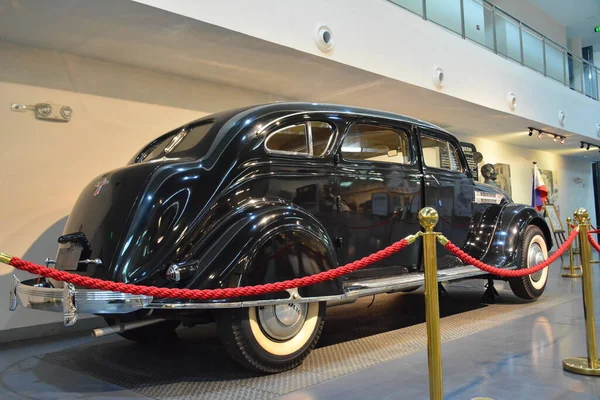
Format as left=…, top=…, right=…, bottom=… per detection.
left=9, top=275, right=153, bottom=326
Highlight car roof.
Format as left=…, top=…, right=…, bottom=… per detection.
left=194, top=102, right=451, bottom=135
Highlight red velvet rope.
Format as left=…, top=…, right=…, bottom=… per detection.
left=443, top=227, right=579, bottom=278
left=588, top=231, right=600, bottom=253
left=6, top=222, right=582, bottom=299
left=7, top=238, right=410, bottom=300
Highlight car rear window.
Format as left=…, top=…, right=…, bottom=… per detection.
left=169, top=123, right=214, bottom=155
left=136, top=122, right=214, bottom=162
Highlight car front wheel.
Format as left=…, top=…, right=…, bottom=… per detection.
left=217, top=301, right=325, bottom=373
left=509, top=225, right=549, bottom=300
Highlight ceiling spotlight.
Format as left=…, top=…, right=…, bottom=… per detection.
left=560, top=137, right=565, bottom=144
left=553, top=135, right=557, bottom=142
left=528, top=128, right=534, bottom=137
left=581, top=142, right=585, bottom=149
left=587, top=143, right=591, bottom=150
left=537, top=131, right=543, bottom=139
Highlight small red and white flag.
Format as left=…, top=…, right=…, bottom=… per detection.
left=532, top=163, right=548, bottom=211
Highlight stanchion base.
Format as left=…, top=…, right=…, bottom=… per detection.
left=563, top=357, right=600, bottom=376
left=562, top=265, right=581, bottom=270
left=562, top=272, right=582, bottom=278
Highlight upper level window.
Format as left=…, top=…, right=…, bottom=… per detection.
left=421, top=135, right=462, bottom=172
left=265, top=121, right=334, bottom=156
left=341, top=124, right=410, bottom=164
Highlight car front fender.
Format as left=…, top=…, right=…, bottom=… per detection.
left=478, top=204, right=552, bottom=269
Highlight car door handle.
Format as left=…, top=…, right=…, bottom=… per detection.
left=425, top=174, right=441, bottom=186
left=408, top=175, right=422, bottom=184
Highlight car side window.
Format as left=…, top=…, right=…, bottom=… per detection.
left=265, top=122, right=334, bottom=156
left=265, top=124, right=308, bottom=154
left=421, top=135, right=463, bottom=172
left=341, top=123, right=410, bottom=164
left=311, top=122, right=335, bottom=156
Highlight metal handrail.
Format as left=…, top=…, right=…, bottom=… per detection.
left=387, top=0, right=600, bottom=101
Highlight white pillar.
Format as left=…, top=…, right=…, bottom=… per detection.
left=568, top=37, right=583, bottom=58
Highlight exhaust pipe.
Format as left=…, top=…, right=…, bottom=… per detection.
left=92, top=318, right=166, bottom=338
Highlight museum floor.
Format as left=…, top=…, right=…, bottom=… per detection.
left=1, top=255, right=600, bottom=400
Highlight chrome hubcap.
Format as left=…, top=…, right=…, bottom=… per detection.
left=257, top=303, right=307, bottom=341
left=528, top=242, right=545, bottom=282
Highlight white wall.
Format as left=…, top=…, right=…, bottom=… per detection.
left=569, top=37, right=584, bottom=58
left=0, top=41, right=287, bottom=334
left=136, top=0, right=600, bottom=140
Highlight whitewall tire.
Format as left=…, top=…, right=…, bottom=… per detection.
left=217, top=302, right=325, bottom=373
left=509, top=226, right=549, bottom=300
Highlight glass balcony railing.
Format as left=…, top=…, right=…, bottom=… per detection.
left=388, top=0, right=600, bottom=101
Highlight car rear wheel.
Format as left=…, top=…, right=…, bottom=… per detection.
left=217, top=301, right=325, bottom=373
left=509, top=225, right=549, bottom=300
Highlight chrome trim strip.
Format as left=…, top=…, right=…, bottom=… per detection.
left=9, top=275, right=18, bottom=312
left=307, top=121, right=314, bottom=156
left=146, top=265, right=492, bottom=310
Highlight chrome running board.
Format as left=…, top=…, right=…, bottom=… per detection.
left=146, top=265, right=491, bottom=310
left=344, top=265, right=489, bottom=298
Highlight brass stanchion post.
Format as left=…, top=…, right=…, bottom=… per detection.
left=418, top=207, right=443, bottom=400
left=563, top=208, right=600, bottom=376
left=563, top=217, right=582, bottom=277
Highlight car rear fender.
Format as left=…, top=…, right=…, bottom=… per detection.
left=185, top=199, right=343, bottom=299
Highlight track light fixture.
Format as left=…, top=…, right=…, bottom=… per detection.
left=581, top=142, right=585, bottom=149
left=587, top=143, right=591, bottom=150
left=527, top=127, right=565, bottom=144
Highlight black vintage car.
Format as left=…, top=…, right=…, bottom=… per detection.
left=11, top=102, right=551, bottom=372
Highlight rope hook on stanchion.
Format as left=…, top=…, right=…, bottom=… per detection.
left=562, top=217, right=582, bottom=278
left=418, top=207, right=444, bottom=400
left=563, top=208, right=600, bottom=376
